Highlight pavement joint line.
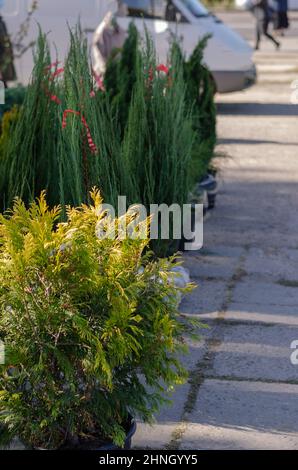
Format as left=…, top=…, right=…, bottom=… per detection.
left=184, top=313, right=298, bottom=329
left=202, top=375, right=298, bottom=386
left=184, top=316, right=283, bottom=327
left=164, top=422, right=189, bottom=451
left=277, top=279, right=298, bottom=288
left=189, top=275, right=298, bottom=284
left=167, top=247, right=249, bottom=449
left=217, top=256, right=248, bottom=319
left=228, top=300, right=298, bottom=308
left=213, top=318, right=278, bottom=328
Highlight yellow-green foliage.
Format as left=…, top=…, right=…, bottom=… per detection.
left=0, top=189, right=196, bottom=449
left=0, top=106, right=20, bottom=161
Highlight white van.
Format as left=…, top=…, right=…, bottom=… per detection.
left=1, top=0, right=256, bottom=93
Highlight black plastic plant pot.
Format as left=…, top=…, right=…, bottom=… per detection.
left=207, top=192, right=217, bottom=210
left=198, top=173, right=218, bottom=211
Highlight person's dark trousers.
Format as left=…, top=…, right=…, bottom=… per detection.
left=254, top=5, right=280, bottom=49
left=256, top=16, right=280, bottom=49
left=256, top=18, right=262, bottom=49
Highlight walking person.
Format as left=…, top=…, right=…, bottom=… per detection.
left=274, top=0, right=289, bottom=36
left=251, top=0, right=280, bottom=50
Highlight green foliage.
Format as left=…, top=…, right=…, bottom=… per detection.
left=105, top=29, right=216, bottom=193
left=0, top=190, right=196, bottom=449
left=182, top=35, right=217, bottom=185
left=0, top=106, right=21, bottom=210
left=105, top=30, right=217, bottom=254
left=0, top=106, right=20, bottom=159
left=58, top=27, right=130, bottom=209
left=0, top=28, right=129, bottom=212
left=0, top=25, right=217, bottom=257
left=0, top=87, right=26, bottom=122
left=0, top=31, right=62, bottom=211
left=105, top=22, right=140, bottom=135
left=118, top=32, right=194, bottom=256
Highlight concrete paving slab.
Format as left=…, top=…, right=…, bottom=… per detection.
left=179, top=335, right=212, bottom=371
left=181, top=379, right=298, bottom=450
left=180, top=423, right=298, bottom=450
left=210, top=324, right=298, bottom=382
left=183, top=245, right=243, bottom=280
left=233, top=280, right=298, bottom=307
left=132, top=335, right=211, bottom=449
left=179, top=281, right=226, bottom=316
left=133, top=423, right=178, bottom=450
left=244, top=247, right=298, bottom=282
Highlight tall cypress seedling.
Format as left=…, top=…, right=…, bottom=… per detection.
left=182, top=35, right=217, bottom=184
left=60, top=27, right=131, bottom=209
left=105, top=22, right=140, bottom=136
left=0, top=31, right=62, bottom=211
left=122, top=33, right=195, bottom=257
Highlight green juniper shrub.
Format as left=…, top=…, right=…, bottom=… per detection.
left=104, top=22, right=140, bottom=136
left=0, top=28, right=131, bottom=212
left=178, top=35, right=217, bottom=185
left=0, top=189, right=198, bottom=449
left=60, top=27, right=132, bottom=210
left=184, top=35, right=216, bottom=182
left=106, top=31, right=217, bottom=254
left=0, top=31, right=62, bottom=212
left=121, top=34, right=195, bottom=257
left=0, top=26, right=217, bottom=258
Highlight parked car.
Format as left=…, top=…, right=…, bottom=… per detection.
left=118, top=0, right=256, bottom=92
left=1, top=0, right=256, bottom=92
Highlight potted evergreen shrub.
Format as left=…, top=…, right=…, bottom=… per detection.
left=0, top=190, right=196, bottom=450
left=176, top=36, right=218, bottom=212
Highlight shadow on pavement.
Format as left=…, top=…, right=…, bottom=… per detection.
left=218, top=137, right=298, bottom=146
left=217, top=102, right=298, bottom=116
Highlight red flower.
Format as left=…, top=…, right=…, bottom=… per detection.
left=50, top=94, right=61, bottom=105
left=49, top=68, right=65, bottom=80
left=45, top=61, right=60, bottom=72
left=156, top=64, right=169, bottom=75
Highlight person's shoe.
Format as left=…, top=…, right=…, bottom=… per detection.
left=255, top=45, right=259, bottom=50
left=276, top=42, right=281, bottom=50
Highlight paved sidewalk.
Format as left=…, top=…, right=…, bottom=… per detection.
left=133, top=34, right=298, bottom=450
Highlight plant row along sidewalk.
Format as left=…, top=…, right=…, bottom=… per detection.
left=0, top=24, right=215, bottom=450
left=0, top=24, right=216, bottom=258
